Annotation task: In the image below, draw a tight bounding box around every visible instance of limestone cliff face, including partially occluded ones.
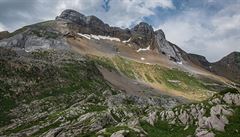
[56,9,186,62]
[154,29,183,62]
[0,23,69,52]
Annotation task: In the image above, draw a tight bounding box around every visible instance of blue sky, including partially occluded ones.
[0,0,240,62]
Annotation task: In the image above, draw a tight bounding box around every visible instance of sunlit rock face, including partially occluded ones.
[154,29,182,62]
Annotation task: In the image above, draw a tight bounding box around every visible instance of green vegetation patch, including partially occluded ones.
[141,120,196,137]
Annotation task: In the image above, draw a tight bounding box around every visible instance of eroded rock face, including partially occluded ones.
[0,30,69,52]
[154,29,182,62]
[130,22,154,48]
[187,53,210,70]
[56,9,87,25]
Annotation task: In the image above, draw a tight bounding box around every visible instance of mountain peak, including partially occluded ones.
[56,9,87,25]
[155,29,166,39]
[132,22,154,34]
[220,51,240,62]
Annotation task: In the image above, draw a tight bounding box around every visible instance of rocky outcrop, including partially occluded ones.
[130,22,154,49]
[0,31,10,40]
[56,9,87,26]
[187,53,211,69]
[56,9,131,40]
[0,28,69,52]
[158,90,240,137]
[154,29,183,62]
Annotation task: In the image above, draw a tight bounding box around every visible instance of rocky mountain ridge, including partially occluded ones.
[188,52,240,84]
[56,9,184,62]
[56,9,240,84]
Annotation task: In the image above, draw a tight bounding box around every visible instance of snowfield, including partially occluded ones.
[137,45,150,52]
[78,33,121,42]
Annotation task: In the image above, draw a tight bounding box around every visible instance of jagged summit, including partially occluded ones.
[56,9,87,25]
[132,22,154,34]
[55,9,184,62]
[155,29,166,39]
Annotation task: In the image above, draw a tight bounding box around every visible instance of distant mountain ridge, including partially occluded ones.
[188,52,240,84]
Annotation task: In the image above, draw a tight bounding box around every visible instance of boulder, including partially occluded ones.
[111,130,129,137]
[146,111,158,126]
[178,110,190,125]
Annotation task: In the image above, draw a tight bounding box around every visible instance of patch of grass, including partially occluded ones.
[145,73,155,83]
[32,122,61,137]
[219,88,239,95]
[141,120,196,137]
[91,56,116,71]
[3,116,46,135]
[114,57,136,79]
[0,81,16,127]
[112,56,207,93]
[85,105,107,113]
[161,68,206,91]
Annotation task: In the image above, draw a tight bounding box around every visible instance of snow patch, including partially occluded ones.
[78,33,91,40]
[177,61,183,65]
[137,45,150,52]
[77,33,120,42]
[167,80,181,83]
[123,38,131,43]
[141,57,145,61]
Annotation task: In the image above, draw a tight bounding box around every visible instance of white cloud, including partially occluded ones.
[0,23,6,31]
[54,0,175,28]
[157,2,240,62]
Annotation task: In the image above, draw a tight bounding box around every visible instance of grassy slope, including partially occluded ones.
[93,55,214,101]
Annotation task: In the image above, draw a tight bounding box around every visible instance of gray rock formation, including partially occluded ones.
[154,29,182,62]
[0,29,69,52]
[130,22,154,49]
[158,91,240,137]
[55,9,187,62]
[56,9,87,25]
